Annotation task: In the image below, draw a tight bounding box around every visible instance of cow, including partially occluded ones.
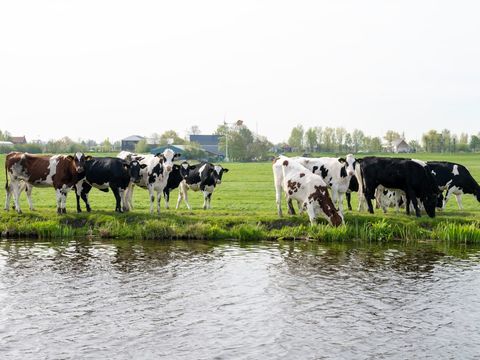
[163,162,191,209]
[375,185,405,214]
[117,149,181,213]
[176,162,229,210]
[75,157,146,213]
[427,161,480,210]
[4,151,86,214]
[356,157,439,217]
[290,154,357,214]
[272,156,343,226]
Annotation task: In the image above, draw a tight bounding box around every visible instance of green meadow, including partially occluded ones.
[1,152,479,242]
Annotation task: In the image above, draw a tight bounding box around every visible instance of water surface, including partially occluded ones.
[1,239,480,359]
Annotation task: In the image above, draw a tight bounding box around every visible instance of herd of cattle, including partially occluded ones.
[3,151,480,227]
[273,154,480,227]
[4,150,228,214]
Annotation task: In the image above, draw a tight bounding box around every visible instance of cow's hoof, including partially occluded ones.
[77,209,82,213]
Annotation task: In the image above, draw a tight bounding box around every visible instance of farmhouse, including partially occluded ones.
[189,135,224,159]
[121,135,145,151]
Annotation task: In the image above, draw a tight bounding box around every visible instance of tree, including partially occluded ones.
[100,138,112,153]
[188,125,201,135]
[335,127,347,152]
[384,130,401,149]
[422,130,442,152]
[288,125,304,150]
[322,127,335,152]
[304,128,318,152]
[159,130,185,145]
[344,133,353,152]
[135,139,150,153]
[216,123,271,161]
[470,135,480,152]
[351,129,365,153]
[315,127,323,151]
[408,140,421,152]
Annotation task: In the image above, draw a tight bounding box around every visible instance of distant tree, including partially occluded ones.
[470,135,480,152]
[304,128,318,152]
[351,129,365,153]
[384,130,401,149]
[100,138,112,153]
[459,132,469,145]
[335,127,347,152]
[322,127,335,152]
[188,125,201,135]
[159,130,185,145]
[315,127,323,151]
[344,133,353,153]
[422,130,442,152]
[135,139,150,153]
[288,125,304,150]
[408,140,422,152]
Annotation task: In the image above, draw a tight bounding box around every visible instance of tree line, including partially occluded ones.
[287,125,479,153]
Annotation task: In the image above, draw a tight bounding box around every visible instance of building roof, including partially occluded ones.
[150,144,187,154]
[190,134,221,145]
[0,141,14,146]
[9,136,26,144]
[393,138,409,147]
[122,135,145,142]
[202,145,224,156]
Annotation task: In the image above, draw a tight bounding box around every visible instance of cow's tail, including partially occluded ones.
[354,159,366,211]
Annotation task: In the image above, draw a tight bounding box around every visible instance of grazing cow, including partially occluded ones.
[427,161,480,210]
[176,162,229,210]
[5,152,86,214]
[117,149,181,213]
[357,157,439,217]
[291,154,357,213]
[75,157,146,212]
[273,156,343,226]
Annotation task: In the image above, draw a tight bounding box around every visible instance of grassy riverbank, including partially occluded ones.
[1,153,479,242]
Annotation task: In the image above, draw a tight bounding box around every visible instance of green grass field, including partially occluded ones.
[1,152,479,241]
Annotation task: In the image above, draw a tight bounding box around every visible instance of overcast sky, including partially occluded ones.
[1,0,479,144]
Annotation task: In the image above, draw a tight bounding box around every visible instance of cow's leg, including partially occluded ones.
[55,188,63,214]
[111,186,122,212]
[9,180,23,214]
[125,183,134,211]
[305,202,316,226]
[60,187,68,214]
[275,183,283,217]
[75,183,83,213]
[455,193,463,210]
[364,186,376,214]
[182,184,191,210]
[346,192,352,211]
[337,192,345,214]
[119,188,127,212]
[156,190,161,214]
[147,184,155,214]
[202,191,209,210]
[287,197,296,215]
[406,190,421,217]
[24,184,34,211]
[164,189,170,209]
[4,182,12,211]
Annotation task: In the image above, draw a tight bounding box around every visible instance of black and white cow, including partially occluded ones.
[345,175,359,211]
[291,154,357,213]
[163,162,191,209]
[427,161,480,210]
[117,149,181,213]
[356,157,439,217]
[176,162,229,210]
[75,157,146,212]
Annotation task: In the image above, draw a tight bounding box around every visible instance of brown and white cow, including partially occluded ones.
[4,152,86,214]
[273,156,343,227]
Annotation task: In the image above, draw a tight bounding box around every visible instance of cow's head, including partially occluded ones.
[421,193,437,218]
[156,149,181,173]
[338,154,356,177]
[211,165,229,185]
[127,160,147,183]
[180,161,194,179]
[68,152,87,173]
[307,185,344,227]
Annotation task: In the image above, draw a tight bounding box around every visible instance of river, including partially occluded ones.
[1,239,480,359]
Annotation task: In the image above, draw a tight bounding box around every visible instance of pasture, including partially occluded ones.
[1,152,479,242]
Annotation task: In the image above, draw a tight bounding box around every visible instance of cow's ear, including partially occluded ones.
[137,156,144,162]
[66,155,74,160]
[140,164,147,169]
[338,158,346,163]
[154,153,162,157]
[312,165,318,173]
[189,165,196,170]
[222,168,229,173]
[174,153,181,159]
[85,155,93,161]
[356,158,362,164]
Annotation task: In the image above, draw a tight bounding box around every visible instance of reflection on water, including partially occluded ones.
[1,239,480,359]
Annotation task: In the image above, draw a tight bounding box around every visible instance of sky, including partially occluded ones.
[1,0,479,144]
